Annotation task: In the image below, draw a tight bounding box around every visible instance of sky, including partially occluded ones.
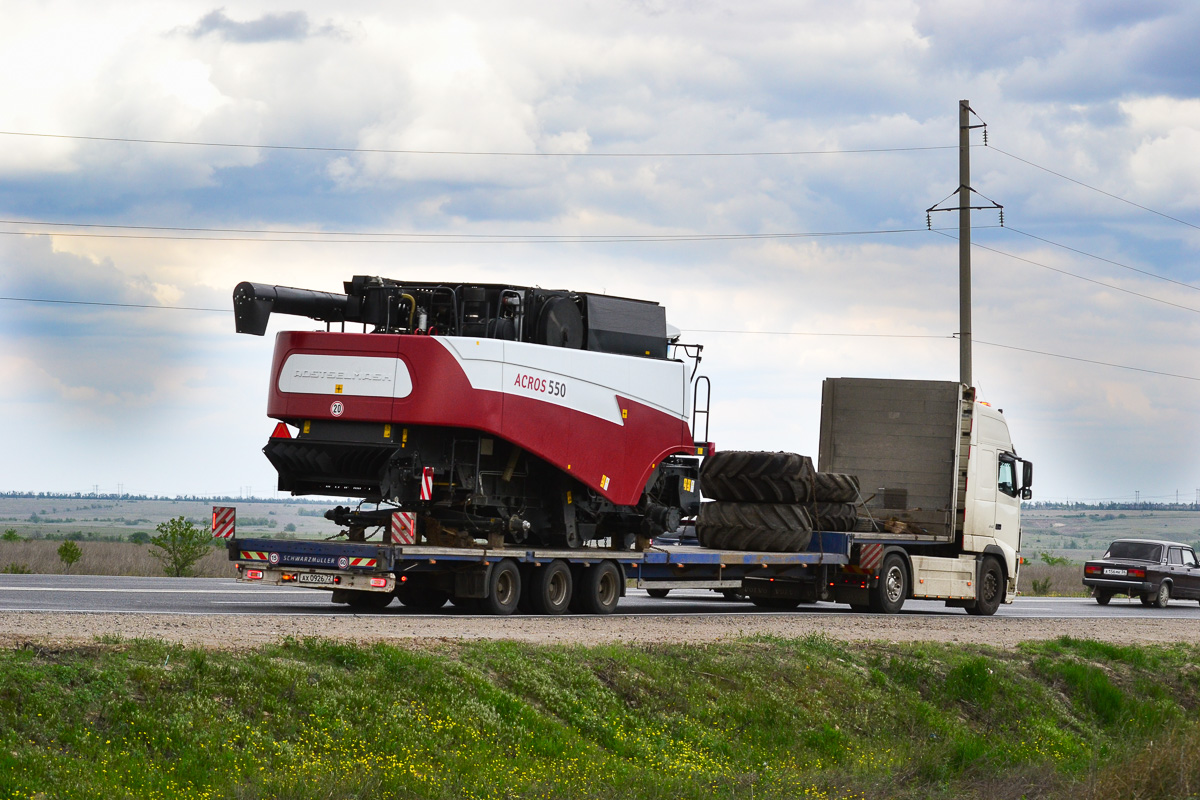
[1,0,1198,504]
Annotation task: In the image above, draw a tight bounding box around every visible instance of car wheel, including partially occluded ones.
[646,588,670,598]
[1094,590,1112,606]
[1153,581,1171,609]
[1140,592,1154,606]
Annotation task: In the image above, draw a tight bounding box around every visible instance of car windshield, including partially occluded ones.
[1105,542,1163,562]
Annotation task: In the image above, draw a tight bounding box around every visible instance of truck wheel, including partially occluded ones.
[574,562,621,615]
[1094,590,1113,606]
[646,588,670,598]
[1153,582,1171,609]
[699,451,816,503]
[869,553,908,614]
[966,557,1004,616]
[395,582,449,611]
[529,560,573,615]
[697,502,813,553]
[812,472,860,503]
[481,560,522,616]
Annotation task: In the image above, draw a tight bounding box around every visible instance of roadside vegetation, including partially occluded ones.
[1,635,1198,800]
[0,535,232,578]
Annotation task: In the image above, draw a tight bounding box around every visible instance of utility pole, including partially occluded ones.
[927,101,1000,389]
[959,99,972,388]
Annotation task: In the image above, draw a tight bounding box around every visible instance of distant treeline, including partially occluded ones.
[1028,501,1200,511]
[0,492,336,504]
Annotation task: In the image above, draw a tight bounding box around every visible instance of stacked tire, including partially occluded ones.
[697,451,860,553]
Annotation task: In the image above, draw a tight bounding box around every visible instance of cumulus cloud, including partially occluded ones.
[1,0,1199,499]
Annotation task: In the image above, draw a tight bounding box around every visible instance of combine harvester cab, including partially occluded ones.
[233,277,705,549]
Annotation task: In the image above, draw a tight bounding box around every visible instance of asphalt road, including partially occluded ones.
[2,574,1198,619]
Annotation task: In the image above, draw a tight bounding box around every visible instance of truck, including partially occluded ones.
[225,276,1033,615]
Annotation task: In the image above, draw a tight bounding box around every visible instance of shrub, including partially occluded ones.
[149,516,213,577]
[57,540,82,573]
[127,531,151,545]
[1,563,31,574]
[2,528,20,542]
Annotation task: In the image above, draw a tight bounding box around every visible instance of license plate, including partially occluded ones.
[1103,568,1127,576]
[298,573,336,585]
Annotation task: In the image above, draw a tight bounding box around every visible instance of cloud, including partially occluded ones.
[184,9,340,43]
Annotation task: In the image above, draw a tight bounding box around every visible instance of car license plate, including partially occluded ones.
[298,573,336,585]
[1103,568,1127,576]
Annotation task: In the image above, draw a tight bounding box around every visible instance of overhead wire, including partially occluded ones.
[1004,227,1200,292]
[0,222,940,244]
[930,230,1200,315]
[988,145,1200,232]
[0,130,956,158]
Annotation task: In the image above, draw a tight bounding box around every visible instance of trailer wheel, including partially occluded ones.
[750,596,801,610]
[699,451,816,503]
[646,588,670,598]
[966,557,1004,617]
[342,590,394,610]
[869,553,908,614]
[481,560,522,616]
[529,560,573,615]
[395,582,449,611]
[574,562,621,615]
[697,502,812,552]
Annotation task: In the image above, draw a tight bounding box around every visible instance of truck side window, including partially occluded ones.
[997,458,1016,498]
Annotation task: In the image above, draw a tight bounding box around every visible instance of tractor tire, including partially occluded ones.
[812,472,861,503]
[696,502,813,553]
[806,502,858,532]
[700,451,817,503]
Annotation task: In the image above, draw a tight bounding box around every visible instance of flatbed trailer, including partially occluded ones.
[228,532,853,614]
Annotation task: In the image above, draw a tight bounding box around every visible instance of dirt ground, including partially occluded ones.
[1,611,1198,651]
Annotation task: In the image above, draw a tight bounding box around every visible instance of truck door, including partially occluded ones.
[994,453,1021,550]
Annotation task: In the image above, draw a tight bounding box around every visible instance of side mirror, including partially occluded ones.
[1021,460,1033,490]
[1020,487,1032,501]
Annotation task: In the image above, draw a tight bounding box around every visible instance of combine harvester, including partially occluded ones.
[224,276,1033,615]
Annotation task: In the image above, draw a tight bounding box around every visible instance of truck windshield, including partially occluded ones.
[1106,542,1162,562]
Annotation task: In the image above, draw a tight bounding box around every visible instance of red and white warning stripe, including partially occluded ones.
[391,512,416,544]
[420,467,434,500]
[212,506,236,539]
[348,557,378,568]
[239,550,269,561]
[858,543,885,573]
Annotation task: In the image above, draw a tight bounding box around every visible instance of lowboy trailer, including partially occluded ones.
[226,275,1033,615]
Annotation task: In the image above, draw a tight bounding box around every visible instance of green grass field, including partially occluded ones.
[2,636,1199,799]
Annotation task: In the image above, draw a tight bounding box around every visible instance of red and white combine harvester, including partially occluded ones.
[227,276,1032,616]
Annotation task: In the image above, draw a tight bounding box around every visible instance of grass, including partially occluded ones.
[2,635,1200,799]
[0,540,235,578]
[1019,562,1089,597]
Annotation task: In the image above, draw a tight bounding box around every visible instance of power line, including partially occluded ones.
[974,338,1200,382]
[0,224,939,244]
[1005,227,1200,292]
[5,295,1195,382]
[931,230,1200,315]
[683,329,948,339]
[0,130,956,158]
[988,144,1200,232]
[0,296,226,312]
